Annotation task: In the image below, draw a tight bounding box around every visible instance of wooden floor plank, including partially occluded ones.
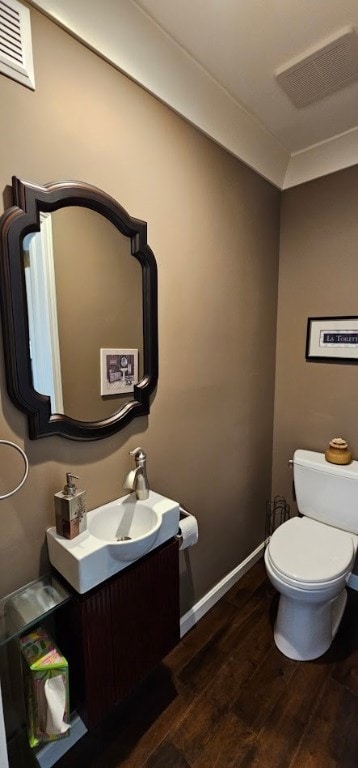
[169,647,262,764]
[101,671,191,768]
[288,677,358,768]
[233,645,297,733]
[223,558,268,610]
[170,611,274,764]
[191,711,256,768]
[170,693,224,765]
[234,659,329,768]
[178,583,273,696]
[164,599,238,680]
[144,741,191,768]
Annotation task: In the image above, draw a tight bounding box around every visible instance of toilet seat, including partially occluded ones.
[267,516,355,588]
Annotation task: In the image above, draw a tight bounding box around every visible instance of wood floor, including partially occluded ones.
[56,559,358,768]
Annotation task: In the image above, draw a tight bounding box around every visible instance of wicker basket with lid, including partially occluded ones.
[325,437,352,465]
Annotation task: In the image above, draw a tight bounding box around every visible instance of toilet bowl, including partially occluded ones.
[265,515,356,660]
[265,449,358,660]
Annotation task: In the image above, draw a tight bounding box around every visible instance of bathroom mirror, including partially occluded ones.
[0,177,158,440]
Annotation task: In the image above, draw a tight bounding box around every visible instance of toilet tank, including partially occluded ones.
[293,449,358,534]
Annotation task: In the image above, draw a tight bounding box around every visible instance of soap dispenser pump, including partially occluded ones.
[55,472,87,540]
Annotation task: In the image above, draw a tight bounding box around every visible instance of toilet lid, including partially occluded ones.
[268,517,355,584]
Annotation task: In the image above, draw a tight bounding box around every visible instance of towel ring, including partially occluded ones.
[0,440,29,499]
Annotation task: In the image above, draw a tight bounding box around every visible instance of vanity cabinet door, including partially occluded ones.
[71,580,116,729]
[110,537,180,704]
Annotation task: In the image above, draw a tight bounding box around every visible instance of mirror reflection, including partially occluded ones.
[23,207,143,422]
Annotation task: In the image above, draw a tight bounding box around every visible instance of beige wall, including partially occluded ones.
[272,165,358,506]
[0,7,280,609]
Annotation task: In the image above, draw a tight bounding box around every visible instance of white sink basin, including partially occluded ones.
[47,491,180,594]
[87,496,161,559]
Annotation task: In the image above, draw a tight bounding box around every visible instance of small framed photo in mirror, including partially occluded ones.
[100,348,139,395]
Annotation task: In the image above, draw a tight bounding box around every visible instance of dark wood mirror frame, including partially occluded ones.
[0,177,158,440]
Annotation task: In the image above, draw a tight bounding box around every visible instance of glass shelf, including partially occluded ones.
[0,575,71,647]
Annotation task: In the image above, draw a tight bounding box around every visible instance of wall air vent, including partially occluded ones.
[0,0,35,89]
[276,28,358,107]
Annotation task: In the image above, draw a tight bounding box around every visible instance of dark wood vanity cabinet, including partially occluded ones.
[60,538,180,729]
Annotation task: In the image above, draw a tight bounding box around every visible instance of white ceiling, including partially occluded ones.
[29,0,358,188]
[135,0,358,154]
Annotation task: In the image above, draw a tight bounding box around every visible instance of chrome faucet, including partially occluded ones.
[122,447,150,500]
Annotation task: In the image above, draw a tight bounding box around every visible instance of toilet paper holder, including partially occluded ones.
[175,504,192,546]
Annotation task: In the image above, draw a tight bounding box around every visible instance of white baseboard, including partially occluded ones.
[179,541,266,638]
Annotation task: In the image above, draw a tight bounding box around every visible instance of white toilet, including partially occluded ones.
[265,449,358,661]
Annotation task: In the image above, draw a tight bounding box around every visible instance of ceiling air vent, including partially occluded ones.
[276,28,358,107]
[0,0,35,89]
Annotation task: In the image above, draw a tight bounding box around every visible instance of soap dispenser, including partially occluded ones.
[55,473,87,540]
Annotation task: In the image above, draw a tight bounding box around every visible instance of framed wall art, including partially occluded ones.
[306,317,358,363]
[100,348,138,395]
